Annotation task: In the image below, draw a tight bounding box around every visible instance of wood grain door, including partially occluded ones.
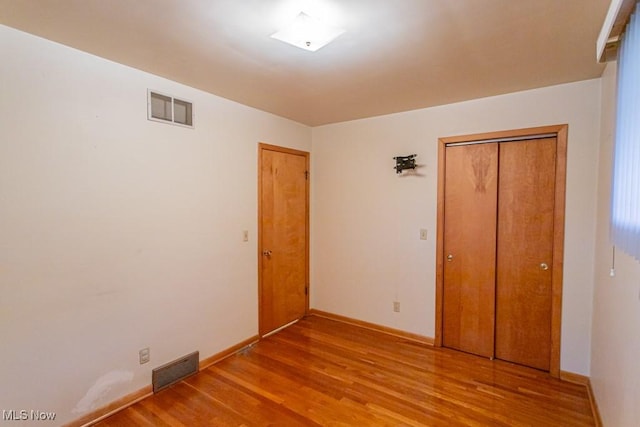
[259,144,309,337]
[495,138,556,370]
[442,143,498,358]
[437,125,567,376]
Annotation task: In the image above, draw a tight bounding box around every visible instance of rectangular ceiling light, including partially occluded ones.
[271,12,345,52]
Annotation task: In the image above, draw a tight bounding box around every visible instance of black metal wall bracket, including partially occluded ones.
[394,154,417,174]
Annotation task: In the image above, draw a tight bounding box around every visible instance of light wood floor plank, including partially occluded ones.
[96,316,595,426]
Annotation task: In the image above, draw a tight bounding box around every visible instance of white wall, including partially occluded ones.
[0,25,310,425]
[591,62,640,426]
[311,79,602,375]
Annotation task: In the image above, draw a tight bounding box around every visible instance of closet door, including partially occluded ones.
[442,143,498,358]
[495,137,556,371]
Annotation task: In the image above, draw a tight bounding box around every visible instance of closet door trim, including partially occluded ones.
[435,124,567,378]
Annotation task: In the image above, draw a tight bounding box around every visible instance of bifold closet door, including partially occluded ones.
[442,143,498,358]
[495,137,556,371]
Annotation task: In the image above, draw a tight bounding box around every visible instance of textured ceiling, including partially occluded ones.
[0,0,610,126]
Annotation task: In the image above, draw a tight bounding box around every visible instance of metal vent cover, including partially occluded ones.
[152,351,199,393]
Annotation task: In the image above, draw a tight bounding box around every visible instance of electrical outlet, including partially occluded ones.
[420,229,428,240]
[139,348,150,365]
[393,301,400,312]
[243,230,249,242]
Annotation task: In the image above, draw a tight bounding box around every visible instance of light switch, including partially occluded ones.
[420,229,428,240]
[243,230,249,242]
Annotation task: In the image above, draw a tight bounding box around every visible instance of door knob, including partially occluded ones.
[447,254,454,262]
[540,262,549,271]
[262,250,272,257]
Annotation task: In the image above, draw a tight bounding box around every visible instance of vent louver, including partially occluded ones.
[152,351,199,393]
[148,90,193,128]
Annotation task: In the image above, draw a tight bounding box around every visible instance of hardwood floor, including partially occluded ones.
[96,315,595,426]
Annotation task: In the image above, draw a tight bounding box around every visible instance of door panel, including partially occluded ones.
[443,143,498,358]
[259,146,308,336]
[495,138,556,370]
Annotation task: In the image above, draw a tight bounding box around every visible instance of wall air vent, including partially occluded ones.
[148,90,193,128]
[152,351,199,393]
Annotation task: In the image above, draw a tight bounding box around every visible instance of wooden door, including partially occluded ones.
[437,125,567,376]
[259,144,309,337]
[442,143,498,358]
[495,138,556,370]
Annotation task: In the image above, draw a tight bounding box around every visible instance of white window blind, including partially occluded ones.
[612,2,640,260]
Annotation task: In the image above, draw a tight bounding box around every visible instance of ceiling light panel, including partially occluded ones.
[271,12,345,52]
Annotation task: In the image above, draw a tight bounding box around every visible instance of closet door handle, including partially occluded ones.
[447,254,454,262]
[540,262,549,271]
